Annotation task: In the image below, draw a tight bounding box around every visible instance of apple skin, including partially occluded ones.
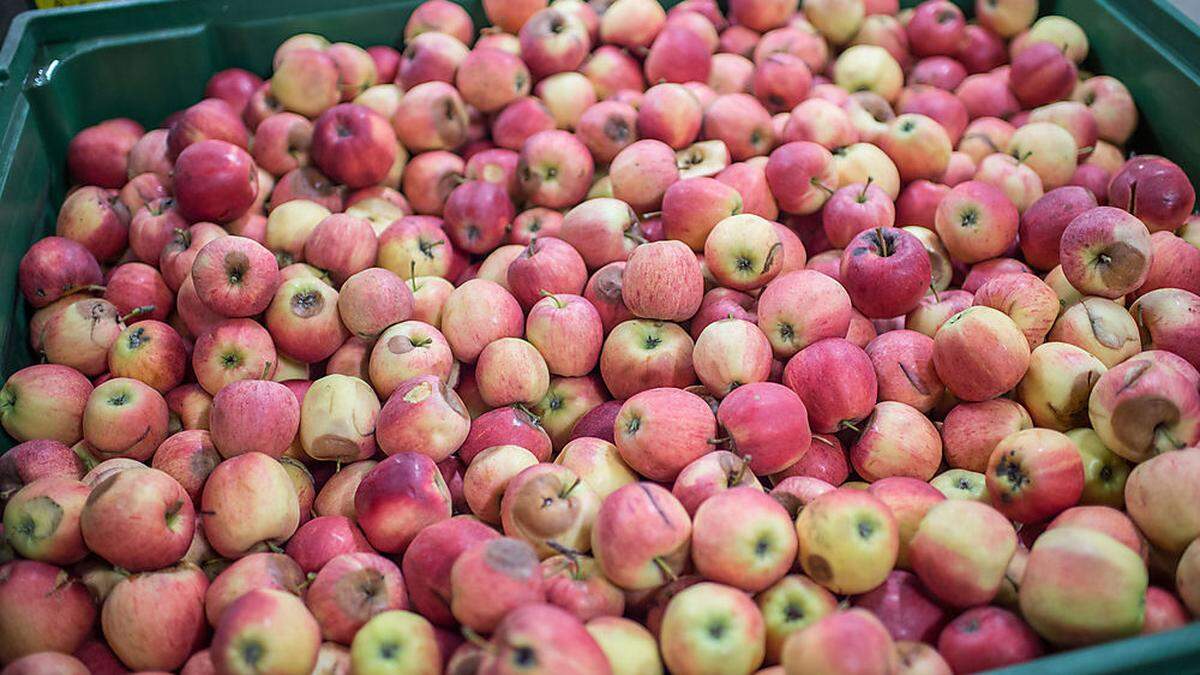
[985,428,1084,524]
[80,466,195,571]
[19,235,104,311]
[355,452,452,555]
[5,653,90,675]
[1136,232,1200,297]
[0,560,97,663]
[614,388,716,482]
[1046,506,1147,564]
[671,451,764,517]
[100,564,208,671]
[1178,539,1200,618]
[784,337,878,433]
[1088,356,1200,464]
[932,306,1031,402]
[1142,586,1189,634]
[780,608,898,675]
[400,516,501,628]
[211,589,321,675]
[449,537,545,633]
[757,270,852,359]
[796,488,899,594]
[691,488,797,594]
[909,499,1017,608]
[1019,526,1148,646]
[937,606,1044,673]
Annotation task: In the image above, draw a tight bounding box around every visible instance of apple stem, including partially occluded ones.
[260,362,272,380]
[119,305,155,323]
[1077,145,1094,157]
[812,435,836,448]
[461,627,494,653]
[707,436,728,446]
[859,176,874,200]
[811,178,835,196]
[409,260,419,293]
[652,556,678,583]
[641,210,662,219]
[731,454,752,486]
[546,541,583,578]
[513,402,542,425]
[561,476,581,498]
[1014,149,1034,164]
[266,541,285,554]
[111,566,131,579]
[539,289,565,309]
[840,420,860,433]
[64,283,106,296]
[874,228,890,257]
[930,283,940,303]
[1127,180,1138,216]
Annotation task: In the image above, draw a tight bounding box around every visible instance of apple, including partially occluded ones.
[1010,41,1078,108]
[717,160,780,220]
[1073,75,1138,145]
[784,337,877,433]
[796,488,898,594]
[82,377,170,461]
[3,477,89,565]
[1088,357,1200,464]
[609,140,680,215]
[1019,186,1099,271]
[932,306,1031,402]
[299,374,380,463]
[391,82,469,153]
[561,198,643,271]
[541,552,624,621]
[934,180,1019,264]
[459,405,553,466]
[645,23,715,85]
[449,537,545,633]
[864,329,943,414]
[0,439,86,503]
[756,270,852,359]
[55,186,130,264]
[39,297,126,377]
[524,293,604,378]
[1015,342,1107,433]
[672,451,763,517]
[586,616,663,675]
[1109,155,1196,232]
[1019,526,1147,645]
[839,227,931,319]
[690,488,797,594]
[173,140,259,224]
[349,610,442,675]
[1142,586,1190,635]
[211,589,321,675]
[284,515,374,575]
[1058,206,1152,299]
[397,31,467,90]
[500,462,599,558]
[355,452,452,554]
[443,180,515,256]
[192,319,278,394]
[592,482,691,590]
[782,98,858,150]
[850,401,942,482]
[703,214,783,292]
[252,112,313,176]
[937,606,1044,673]
[1125,448,1200,554]
[305,552,408,644]
[99,564,207,671]
[0,365,92,445]
[439,278,524,363]
[599,319,696,399]
[79,466,193,571]
[780,609,898,674]
[1047,297,1140,368]
[693,319,773,398]
[834,45,904,102]
[764,141,836,216]
[909,499,1017,607]
[659,582,765,675]
[400,516,501,628]
[202,452,299,558]
[614,387,716,483]
[0,560,97,663]
[985,428,1084,524]
[456,47,531,116]
[519,7,591,79]
[103,262,174,322]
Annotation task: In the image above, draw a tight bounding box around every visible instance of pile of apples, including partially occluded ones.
[3,0,1200,672]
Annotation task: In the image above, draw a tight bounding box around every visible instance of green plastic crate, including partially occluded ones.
[0,0,1197,671]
